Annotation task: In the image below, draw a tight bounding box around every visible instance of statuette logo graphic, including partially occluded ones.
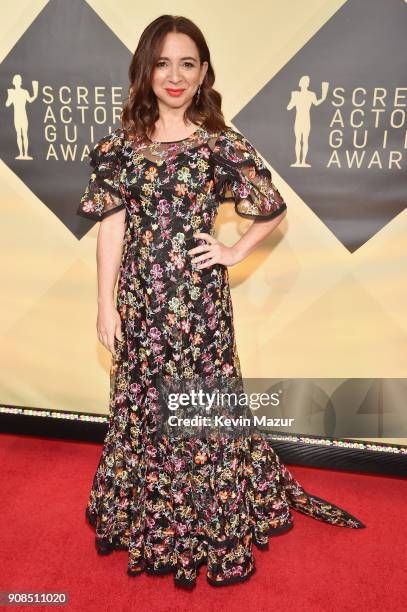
[287,76,329,168]
[5,75,38,160]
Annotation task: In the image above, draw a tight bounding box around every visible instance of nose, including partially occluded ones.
[169,65,182,84]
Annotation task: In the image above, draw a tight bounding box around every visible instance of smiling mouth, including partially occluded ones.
[166,88,185,93]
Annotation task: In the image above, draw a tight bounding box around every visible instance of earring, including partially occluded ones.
[195,84,201,104]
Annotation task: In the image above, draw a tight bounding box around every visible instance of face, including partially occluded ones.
[151,32,208,112]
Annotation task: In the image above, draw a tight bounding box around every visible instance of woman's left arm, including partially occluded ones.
[190,208,287,269]
[190,128,288,269]
[231,207,287,265]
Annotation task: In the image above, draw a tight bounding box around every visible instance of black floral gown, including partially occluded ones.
[77,124,365,587]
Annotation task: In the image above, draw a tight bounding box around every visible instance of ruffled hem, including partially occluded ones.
[85,506,292,588]
[85,486,364,589]
[84,429,366,587]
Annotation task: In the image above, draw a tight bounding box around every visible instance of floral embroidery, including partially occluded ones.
[77,125,364,588]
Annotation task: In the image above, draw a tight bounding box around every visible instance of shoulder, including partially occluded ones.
[215,126,257,153]
[89,127,125,167]
[213,126,262,165]
[93,127,125,152]
[216,126,243,143]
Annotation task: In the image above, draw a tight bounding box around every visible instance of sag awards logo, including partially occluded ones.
[232,0,407,252]
[287,76,329,168]
[4,73,124,162]
[287,75,406,171]
[6,75,38,160]
[0,0,131,239]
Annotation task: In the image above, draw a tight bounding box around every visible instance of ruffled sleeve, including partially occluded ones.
[211,128,287,220]
[77,128,126,221]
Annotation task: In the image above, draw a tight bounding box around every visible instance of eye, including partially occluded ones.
[155,60,195,68]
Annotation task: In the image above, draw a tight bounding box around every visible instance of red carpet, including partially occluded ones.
[0,432,405,612]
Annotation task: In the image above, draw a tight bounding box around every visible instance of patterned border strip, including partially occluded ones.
[267,433,407,455]
[0,405,107,424]
[1,404,406,455]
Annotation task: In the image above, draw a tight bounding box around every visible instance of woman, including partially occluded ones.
[77,15,365,587]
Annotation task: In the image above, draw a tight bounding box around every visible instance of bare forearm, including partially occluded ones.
[96,214,126,306]
[233,209,287,262]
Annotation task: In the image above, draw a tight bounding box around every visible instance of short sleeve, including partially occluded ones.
[211,128,287,221]
[76,128,126,221]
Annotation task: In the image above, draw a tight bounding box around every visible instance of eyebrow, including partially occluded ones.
[157,56,198,61]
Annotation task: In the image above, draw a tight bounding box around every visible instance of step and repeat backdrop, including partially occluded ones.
[0,0,406,443]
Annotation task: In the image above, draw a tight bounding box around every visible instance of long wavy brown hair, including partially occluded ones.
[121,15,229,140]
